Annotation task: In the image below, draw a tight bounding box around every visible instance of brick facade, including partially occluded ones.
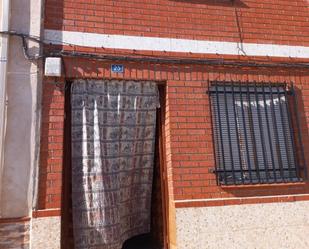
[38,79,65,209]
[39,62,309,209]
[38,1,309,247]
[45,0,309,46]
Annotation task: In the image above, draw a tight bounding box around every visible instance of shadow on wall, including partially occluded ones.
[169,0,249,8]
[43,0,64,56]
[293,86,309,181]
[44,0,64,30]
[37,0,65,211]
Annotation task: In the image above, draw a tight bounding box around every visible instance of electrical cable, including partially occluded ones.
[0,31,44,60]
[52,50,309,69]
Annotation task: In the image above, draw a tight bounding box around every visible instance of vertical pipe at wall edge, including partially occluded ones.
[0,0,10,218]
[30,0,44,213]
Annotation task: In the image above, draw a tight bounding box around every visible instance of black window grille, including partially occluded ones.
[208,82,307,185]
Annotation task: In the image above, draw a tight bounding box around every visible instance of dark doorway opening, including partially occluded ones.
[122,88,166,248]
[61,81,167,249]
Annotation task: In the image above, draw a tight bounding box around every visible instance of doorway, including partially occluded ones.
[61,80,167,249]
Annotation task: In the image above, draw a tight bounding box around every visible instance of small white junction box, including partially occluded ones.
[44,57,62,77]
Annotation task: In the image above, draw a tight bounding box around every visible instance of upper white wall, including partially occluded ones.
[0,0,42,218]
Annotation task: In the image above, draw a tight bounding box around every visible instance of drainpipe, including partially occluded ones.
[0,0,10,218]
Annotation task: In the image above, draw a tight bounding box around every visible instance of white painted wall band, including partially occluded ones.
[45,29,309,59]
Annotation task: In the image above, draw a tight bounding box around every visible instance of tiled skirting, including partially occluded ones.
[30,216,61,249]
[175,200,309,249]
[0,214,61,249]
[0,218,30,249]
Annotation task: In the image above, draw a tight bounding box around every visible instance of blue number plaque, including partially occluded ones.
[111,64,124,73]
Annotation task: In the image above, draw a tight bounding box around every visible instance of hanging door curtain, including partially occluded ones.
[71,80,160,249]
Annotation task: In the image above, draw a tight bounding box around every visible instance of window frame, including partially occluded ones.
[208,81,307,186]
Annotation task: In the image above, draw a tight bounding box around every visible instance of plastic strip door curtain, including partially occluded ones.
[71,80,159,249]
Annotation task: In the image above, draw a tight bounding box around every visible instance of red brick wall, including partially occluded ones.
[166,68,309,201]
[39,0,309,210]
[44,0,309,46]
[38,79,65,209]
[167,79,309,201]
[38,60,309,210]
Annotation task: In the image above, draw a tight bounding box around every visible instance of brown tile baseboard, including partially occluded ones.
[32,209,61,218]
[0,216,30,224]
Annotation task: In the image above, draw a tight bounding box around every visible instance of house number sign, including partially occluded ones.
[111,64,124,73]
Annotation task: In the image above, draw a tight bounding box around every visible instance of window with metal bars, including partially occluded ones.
[209,82,307,185]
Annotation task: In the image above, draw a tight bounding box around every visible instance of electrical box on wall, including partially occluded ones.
[44,57,62,77]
